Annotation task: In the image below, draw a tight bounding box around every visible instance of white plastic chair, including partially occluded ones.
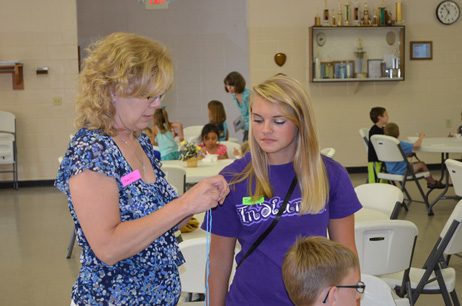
[381,200,462,306]
[183,125,204,142]
[320,147,336,158]
[162,164,186,196]
[0,111,18,189]
[359,127,370,153]
[355,220,418,305]
[370,135,432,215]
[445,159,462,198]
[355,183,406,219]
[221,141,241,159]
[361,274,408,306]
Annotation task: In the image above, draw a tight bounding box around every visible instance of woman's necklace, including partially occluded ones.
[119,134,146,173]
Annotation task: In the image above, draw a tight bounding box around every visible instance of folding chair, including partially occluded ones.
[355,220,418,305]
[359,128,370,153]
[177,237,238,305]
[370,135,432,215]
[320,147,336,158]
[221,141,241,159]
[183,125,204,142]
[0,111,18,189]
[355,183,406,219]
[381,200,462,306]
[361,274,409,306]
[162,164,186,195]
[445,159,462,199]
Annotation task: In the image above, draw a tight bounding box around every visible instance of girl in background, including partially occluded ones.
[199,124,228,159]
[208,100,229,141]
[152,108,184,160]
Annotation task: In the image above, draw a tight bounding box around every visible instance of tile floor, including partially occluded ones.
[0,171,460,305]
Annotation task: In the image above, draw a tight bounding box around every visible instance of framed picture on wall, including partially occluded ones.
[367,59,383,78]
[410,41,433,60]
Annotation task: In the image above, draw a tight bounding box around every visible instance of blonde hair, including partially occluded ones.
[74,32,174,136]
[282,236,359,306]
[231,75,329,214]
[384,122,399,138]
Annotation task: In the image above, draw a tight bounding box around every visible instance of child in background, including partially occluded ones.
[233,140,250,159]
[199,124,228,159]
[368,107,389,183]
[152,108,183,160]
[384,122,445,189]
[208,100,229,141]
[142,127,161,160]
[282,236,363,306]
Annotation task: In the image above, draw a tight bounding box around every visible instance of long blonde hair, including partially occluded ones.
[74,32,174,136]
[231,75,329,214]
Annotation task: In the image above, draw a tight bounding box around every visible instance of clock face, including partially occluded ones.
[437,0,460,25]
[316,32,326,47]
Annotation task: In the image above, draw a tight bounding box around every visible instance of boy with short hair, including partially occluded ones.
[368,107,389,183]
[384,122,445,189]
[282,236,363,306]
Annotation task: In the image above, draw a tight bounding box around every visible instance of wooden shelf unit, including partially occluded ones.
[0,64,24,90]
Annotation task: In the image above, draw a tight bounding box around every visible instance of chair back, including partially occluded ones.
[178,237,207,294]
[440,200,462,255]
[221,141,241,159]
[320,147,336,158]
[0,111,15,134]
[355,220,418,276]
[360,274,399,306]
[162,165,186,196]
[183,125,204,142]
[359,128,370,153]
[445,159,462,197]
[370,135,405,162]
[0,138,14,164]
[355,184,404,219]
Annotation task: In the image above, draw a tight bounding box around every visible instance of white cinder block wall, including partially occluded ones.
[0,0,78,181]
[1,0,462,182]
[247,0,462,167]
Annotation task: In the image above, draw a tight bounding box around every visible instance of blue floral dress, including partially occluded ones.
[55,128,185,306]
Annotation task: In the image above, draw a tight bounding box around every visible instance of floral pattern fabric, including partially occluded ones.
[55,128,185,306]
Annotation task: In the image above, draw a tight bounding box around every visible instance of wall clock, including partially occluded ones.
[436,0,460,25]
[316,32,326,47]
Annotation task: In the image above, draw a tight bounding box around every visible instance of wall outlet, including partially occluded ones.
[446,119,453,128]
[53,96,62,106]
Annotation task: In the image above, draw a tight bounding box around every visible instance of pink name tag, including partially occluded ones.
[121,169,141,186]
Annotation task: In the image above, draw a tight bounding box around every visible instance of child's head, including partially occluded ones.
[282,236,361,306]
[208,100,227,124]
[240,141,250,155]
[384,122,399,138]
[143,127,153,138]
[224,71,246,94]
[369,107,388,125]
[201,123,220,149]
[153,107,170,133]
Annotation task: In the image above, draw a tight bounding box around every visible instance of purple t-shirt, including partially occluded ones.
[201,153,362,306]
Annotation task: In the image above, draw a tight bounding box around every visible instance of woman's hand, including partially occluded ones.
[177,175,229,215]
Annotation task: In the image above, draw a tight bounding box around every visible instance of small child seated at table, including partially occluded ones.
[282,236,363,306]
[384,122,445,189]
[233,140,250,159]
[199,124,228,159]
